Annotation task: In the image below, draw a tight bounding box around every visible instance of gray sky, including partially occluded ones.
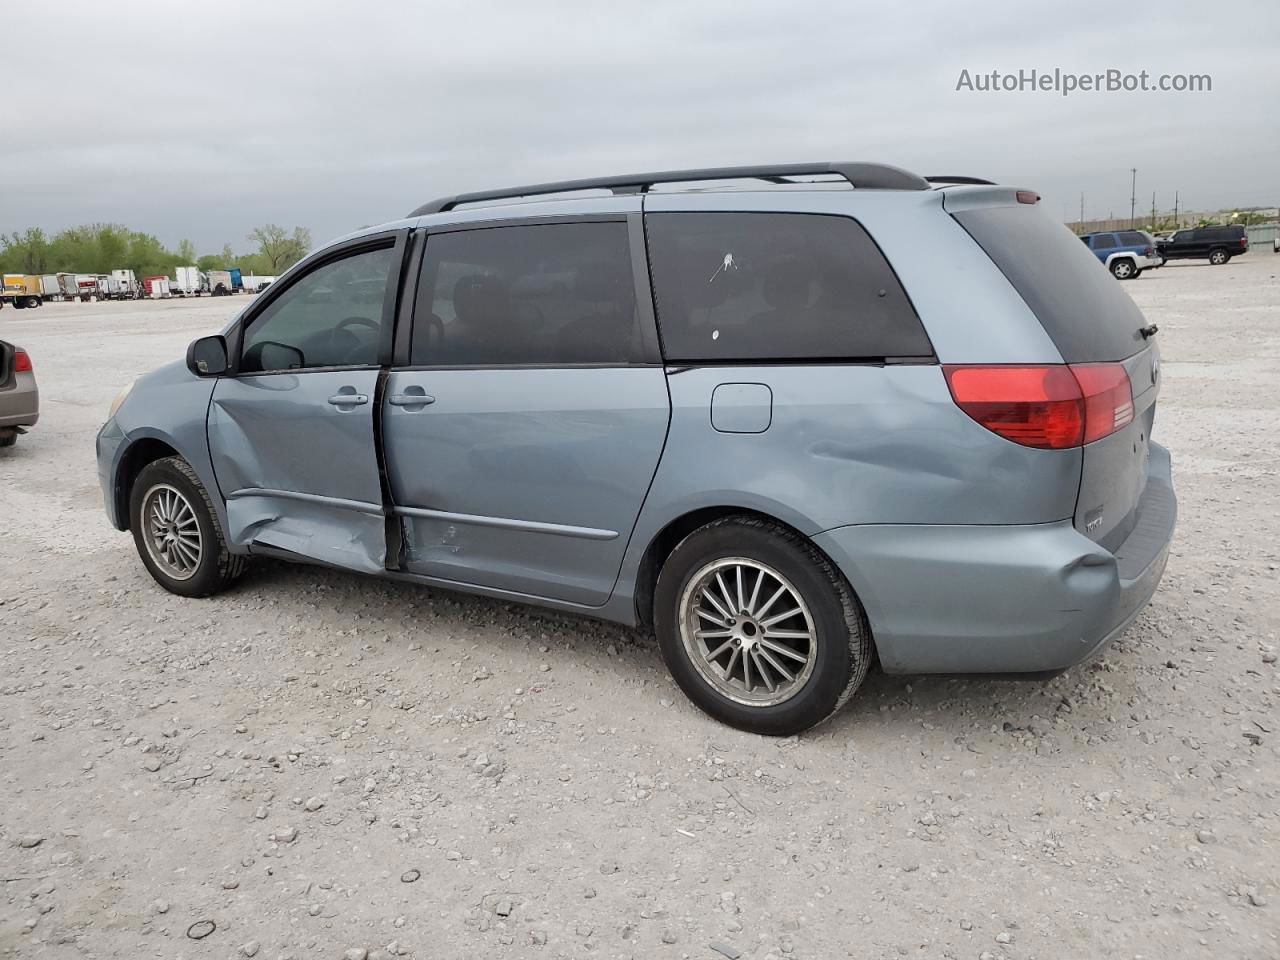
[6,0,1278,253]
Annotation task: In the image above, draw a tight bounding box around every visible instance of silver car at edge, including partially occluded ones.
[96,163,1176,735]
[0,340,39,447]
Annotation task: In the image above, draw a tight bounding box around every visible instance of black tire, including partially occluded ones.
[129,456,247,598]
[1208,248,1229,265]
[1110,258,1137,280]
[653,516,872,736]
[0,430,16,447]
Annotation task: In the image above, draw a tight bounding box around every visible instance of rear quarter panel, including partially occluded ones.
[632,363,1080,531]
[613,188,1084,619]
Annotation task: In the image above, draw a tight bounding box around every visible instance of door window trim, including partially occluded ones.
[393,214,663,369]
[228,228,409,378]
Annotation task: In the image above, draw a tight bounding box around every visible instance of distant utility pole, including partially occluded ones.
[1173,190,1179,227]
[1130,168,1137,227]
[1080,192,1085,224]
[1151,192,1157,230]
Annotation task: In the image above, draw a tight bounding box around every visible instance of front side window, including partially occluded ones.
[645,212,931,362]
[241,245,394,373]
[411,222,642,366]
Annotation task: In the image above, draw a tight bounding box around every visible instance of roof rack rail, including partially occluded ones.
[925,175,996,186]
[409,162,930,216]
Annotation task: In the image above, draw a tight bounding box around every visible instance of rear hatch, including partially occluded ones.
[951,200,1159,549]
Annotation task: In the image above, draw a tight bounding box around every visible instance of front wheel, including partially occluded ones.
[1110,258,1137,280]
[129,456,247,597]
[654,516,872,736]
[1208,248,1229,265]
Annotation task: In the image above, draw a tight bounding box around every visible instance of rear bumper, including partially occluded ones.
[814,443,1176,675]
[0,408,39,428]
[0,374,40,428]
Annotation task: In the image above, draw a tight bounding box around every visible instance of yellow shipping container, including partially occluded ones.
[3,274,41,295]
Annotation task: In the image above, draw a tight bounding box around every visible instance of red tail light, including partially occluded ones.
[1071,363,1135,443]
[1144,245,1154,256]
[944,363,1133,449]
[13,348,32,373]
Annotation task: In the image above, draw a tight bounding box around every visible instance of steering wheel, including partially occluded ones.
[326,315,381,363]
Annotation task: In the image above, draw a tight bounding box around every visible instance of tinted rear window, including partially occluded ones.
[954,206,1146,362]
[645,212,931,362]
[1119,231,1148,245]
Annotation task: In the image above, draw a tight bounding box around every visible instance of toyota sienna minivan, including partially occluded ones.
[97,162,1176,735]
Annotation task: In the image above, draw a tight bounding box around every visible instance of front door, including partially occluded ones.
[208,238,402,574]
[382,216,670,606]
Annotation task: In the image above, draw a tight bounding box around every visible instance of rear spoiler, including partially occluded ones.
[939,185,1042,213]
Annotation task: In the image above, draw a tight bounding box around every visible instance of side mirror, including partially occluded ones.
[187,335,229,376]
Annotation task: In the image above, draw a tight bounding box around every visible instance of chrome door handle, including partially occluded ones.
[388,388,435,409]
[328,393,369,406]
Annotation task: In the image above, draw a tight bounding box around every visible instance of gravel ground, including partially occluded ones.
[2,258,1278,960]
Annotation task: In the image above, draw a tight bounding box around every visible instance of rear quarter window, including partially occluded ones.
[954,206,1146,363]
[645,212,931,362]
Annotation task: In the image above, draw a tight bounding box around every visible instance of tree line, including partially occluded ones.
[0,223,312,279]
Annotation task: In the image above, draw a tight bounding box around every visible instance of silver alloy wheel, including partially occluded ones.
[678,557,817,707]
[141,483,203,581]
[1113,260,1133,278]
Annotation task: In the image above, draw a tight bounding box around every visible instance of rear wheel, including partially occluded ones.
[1209,248,1229,265]
[129,456,247,597]
[0,429,16,447]
[1110,258,1137,279]
[654,516,872,735]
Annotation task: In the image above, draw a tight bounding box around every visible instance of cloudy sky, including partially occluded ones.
[5,0,1277,253]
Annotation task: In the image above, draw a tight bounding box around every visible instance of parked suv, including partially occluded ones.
[1080,230,1163,279]
[96,163,1176,735]
[1157,224,1248,264]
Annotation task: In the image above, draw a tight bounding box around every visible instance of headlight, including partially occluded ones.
[108,379,136,419]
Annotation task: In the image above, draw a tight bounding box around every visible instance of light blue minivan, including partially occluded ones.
[97,163,1176,734]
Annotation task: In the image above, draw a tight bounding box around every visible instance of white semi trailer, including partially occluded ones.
[173,266,204,296]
